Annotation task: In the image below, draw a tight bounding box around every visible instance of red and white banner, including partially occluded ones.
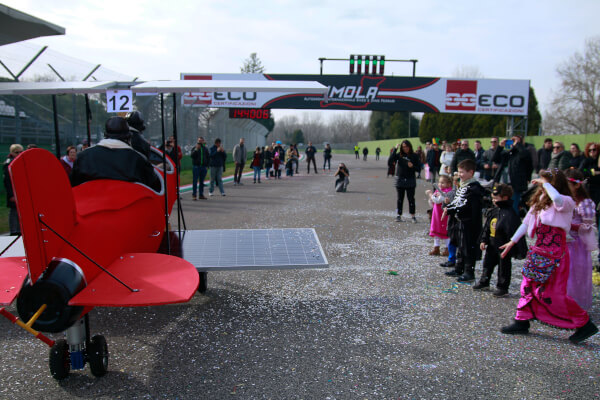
[180,73,530,116]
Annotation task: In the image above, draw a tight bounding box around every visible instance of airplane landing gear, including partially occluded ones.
[198,271,207,293]
[88,335,108,377]
[49,339,70,380]
[49,315,109,380]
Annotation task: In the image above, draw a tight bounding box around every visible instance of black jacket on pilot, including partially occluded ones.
[71,139,162,192]
[130,128,151,159]
[479,200,527,259]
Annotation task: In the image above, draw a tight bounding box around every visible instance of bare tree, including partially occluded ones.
[300,113,327,143]
[452,65,484,79]
[330,112,369,143]
[544,36,600,135]
[240,53,265,73]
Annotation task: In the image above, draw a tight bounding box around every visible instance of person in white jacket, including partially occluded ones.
[439,143,455,177]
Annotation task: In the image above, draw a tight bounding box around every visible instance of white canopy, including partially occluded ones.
[0,80,329,96]
[0,81,115,95]
[0,5,65,46]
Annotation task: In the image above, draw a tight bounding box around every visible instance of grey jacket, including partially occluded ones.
[233,143,246,164]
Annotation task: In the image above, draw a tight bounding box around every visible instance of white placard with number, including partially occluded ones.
[106,90,133,113]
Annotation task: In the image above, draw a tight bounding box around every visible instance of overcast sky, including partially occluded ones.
[1,0,599,120]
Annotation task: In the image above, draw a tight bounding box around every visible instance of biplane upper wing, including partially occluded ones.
[0,257,28,305]
[69,252,199,307]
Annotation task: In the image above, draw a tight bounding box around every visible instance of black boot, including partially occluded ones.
[457,274,475,283]
[501,319,530,335]
[569,320,599,344]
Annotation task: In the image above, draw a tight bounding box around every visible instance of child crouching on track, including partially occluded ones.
[426,175,453,256]
[334,163,349,192]
[474,184,527,297]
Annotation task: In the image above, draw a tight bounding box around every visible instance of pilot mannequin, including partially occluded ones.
[126,110,151,158]
[71,117,161,192]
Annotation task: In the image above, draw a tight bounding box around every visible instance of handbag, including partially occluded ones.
[521,250,561,283]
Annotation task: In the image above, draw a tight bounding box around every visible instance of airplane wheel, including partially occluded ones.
[198,271,208,293]
[49,339,70,380]
[88,335,109,377]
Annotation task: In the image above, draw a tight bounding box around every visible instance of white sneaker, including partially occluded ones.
[209,192,214,196]
[221,193,226,196]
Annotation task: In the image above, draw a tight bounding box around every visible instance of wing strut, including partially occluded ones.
[38,216,139,293]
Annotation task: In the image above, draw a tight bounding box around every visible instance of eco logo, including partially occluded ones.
[445,80,477,111]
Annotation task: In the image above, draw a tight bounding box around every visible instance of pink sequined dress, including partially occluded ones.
[516,223,589,329]
[567,198,597,310]
[429,187,452,239]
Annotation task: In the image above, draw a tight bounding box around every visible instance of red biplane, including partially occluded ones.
[0,79,329,380]
[0,147,198,379]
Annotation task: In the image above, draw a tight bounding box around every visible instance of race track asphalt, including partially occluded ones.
[1,153,598,399]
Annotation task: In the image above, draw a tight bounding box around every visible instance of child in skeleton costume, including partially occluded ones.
[500,169,598,344]
[443,159,485,282]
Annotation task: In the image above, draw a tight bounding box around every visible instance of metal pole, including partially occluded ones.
[47,64,66,81]
[85,95,92,145]
[16,46,47,80]
[160,94,170,254]
[171,93,186,232]
[83,65,101,82]
[52,95,61,158]
[408,61,417,137]
[0,60,17,80]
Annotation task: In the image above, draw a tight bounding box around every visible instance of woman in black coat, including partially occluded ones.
[390,140,421,223]
[579,142,600,206]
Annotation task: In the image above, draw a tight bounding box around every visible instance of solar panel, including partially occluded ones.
[173,229,328,271]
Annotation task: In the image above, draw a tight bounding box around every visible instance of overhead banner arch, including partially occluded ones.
[181,73,530,116]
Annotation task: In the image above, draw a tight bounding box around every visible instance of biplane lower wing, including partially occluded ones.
[69,252,199,307]
[0,257,28,305]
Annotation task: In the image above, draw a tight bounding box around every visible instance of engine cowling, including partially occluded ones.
[17,258,86,333]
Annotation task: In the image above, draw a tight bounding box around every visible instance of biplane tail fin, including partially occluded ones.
[9,148,77,284]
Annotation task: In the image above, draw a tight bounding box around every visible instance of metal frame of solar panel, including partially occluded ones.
[176,229,328,271]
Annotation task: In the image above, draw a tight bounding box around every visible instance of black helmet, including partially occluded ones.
[126,111,146,131]
[105,117,131,141]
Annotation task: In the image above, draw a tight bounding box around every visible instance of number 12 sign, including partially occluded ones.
[106,90,133,113]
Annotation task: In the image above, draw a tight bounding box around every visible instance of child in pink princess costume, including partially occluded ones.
[500,169,598,344]
[426,175,453,256]
[565,168,597,311]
